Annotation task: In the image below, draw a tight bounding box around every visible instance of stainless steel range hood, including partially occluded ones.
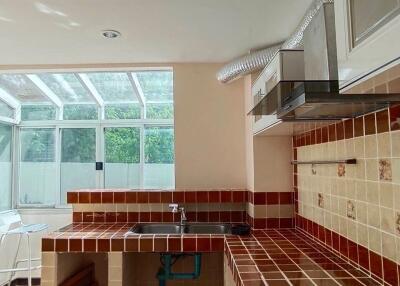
[249,2,400,120]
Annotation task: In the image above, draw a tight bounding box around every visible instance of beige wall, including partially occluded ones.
[242,73,292,193]
[253,136,292,192]
[244,75,254,191]
[174,64,246,188]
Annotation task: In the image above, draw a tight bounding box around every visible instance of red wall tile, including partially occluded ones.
[336,121,344,140]
[102,192,113,203]
[344,119,354,139]
[137,192,149,203]
[161,192,172,203]
[114,192,126,203]
[90,192,102,203]
[126,192,137,203]
[78,192,90,204]
[67,192,78,204]
[364,113,376,135]
[390,105,400,131]
[376,109,390,133]
[354,116,364,137]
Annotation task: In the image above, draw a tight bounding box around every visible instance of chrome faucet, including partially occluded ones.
[169,204,187,225]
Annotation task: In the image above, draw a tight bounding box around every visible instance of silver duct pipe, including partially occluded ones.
[216,0,334,83]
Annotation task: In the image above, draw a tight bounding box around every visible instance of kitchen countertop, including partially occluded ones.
[41,223,226,253]
[42,225,381,286]
[226,229,381,286]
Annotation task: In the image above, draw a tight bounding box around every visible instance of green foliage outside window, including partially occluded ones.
[63,105,98,120]
[146,104,173,119]
[61,129,96,162]
[105,127,140,163]
[105,104,141,119]
[21,105,56,121]
[20,129,55,162]
[145,127,174,164]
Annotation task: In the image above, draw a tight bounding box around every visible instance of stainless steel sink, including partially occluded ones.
[131,224,183,234]
[127,223,232,235]
[185,223,231,234]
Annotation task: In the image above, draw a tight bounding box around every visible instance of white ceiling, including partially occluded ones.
[0,0,312,65]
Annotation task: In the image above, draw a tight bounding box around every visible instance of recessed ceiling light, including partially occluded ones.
[102,30,121,39]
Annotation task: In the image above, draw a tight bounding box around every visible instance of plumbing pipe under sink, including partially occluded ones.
[157,253,202,286]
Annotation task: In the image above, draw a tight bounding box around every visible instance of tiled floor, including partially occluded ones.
[225,229,385,286]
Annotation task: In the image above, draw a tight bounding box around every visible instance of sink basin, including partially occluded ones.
[131,224,183,234]
[128,223,232,235]
[185,223,231,234]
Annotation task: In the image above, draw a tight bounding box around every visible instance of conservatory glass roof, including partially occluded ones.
[0,69,173,123]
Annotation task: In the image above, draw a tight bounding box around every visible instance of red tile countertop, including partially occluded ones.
[42,225,386,286]
[225,229,384,286]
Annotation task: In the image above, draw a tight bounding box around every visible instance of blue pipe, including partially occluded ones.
[157,253,202,286]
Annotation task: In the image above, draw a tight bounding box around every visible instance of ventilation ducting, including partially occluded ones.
[216,0,334,83]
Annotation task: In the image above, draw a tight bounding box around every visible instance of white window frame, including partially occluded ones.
[0,67,174,209]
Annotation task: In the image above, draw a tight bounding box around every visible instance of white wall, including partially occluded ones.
[0,163,12,211]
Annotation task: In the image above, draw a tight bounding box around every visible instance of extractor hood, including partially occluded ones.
[249,2,400,120]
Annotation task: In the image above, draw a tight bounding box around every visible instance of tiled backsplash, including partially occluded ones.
[293,106,400,284]
[293,63,400,285]
[67,189,295,227]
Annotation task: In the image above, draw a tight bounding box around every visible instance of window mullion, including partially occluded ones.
[12,126,19,209]
[140,124,145,189]
[97,125,104,189]
[55,126,61,207]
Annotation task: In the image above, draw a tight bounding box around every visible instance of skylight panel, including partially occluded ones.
[38,73,94,103]
[85,72,139,103]
[0,99,14,118]
[135,71,173,102]
[0,74,51,103]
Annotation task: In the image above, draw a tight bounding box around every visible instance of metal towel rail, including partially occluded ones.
[291,159,357,165]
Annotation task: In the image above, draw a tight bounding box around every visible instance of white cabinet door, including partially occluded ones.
[335,0,400,88]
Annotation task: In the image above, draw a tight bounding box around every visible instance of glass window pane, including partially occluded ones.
[144,126,174,188]
[0,100,14,118]
[61,128,96,204]
[105,104,141,119]
[0,124,12,211]
[21,105,56,121]
[0,74,50,103]
[136,71,173,102]
[38,73,94,103]
[19,128,56,205]
[86,72,139,103]
[63,104,98,120]
[104,127,140,188]
[146,103,174,119]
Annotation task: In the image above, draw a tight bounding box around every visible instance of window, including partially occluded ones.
[0,68,174,207]
[144,126,174,188]
[21,105,56,121]
[0,124,12,211]
[136,71,173,119]
[104,127,141,188]
[105,104,141,120]
[63,104,98,120]
[0,100,14,119]
[19,128,57,205]
[60,128,96,204]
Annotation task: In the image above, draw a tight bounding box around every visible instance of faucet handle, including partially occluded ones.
[168,203,178,213]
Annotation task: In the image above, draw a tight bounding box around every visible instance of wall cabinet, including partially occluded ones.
[335,0,400,88]
[251,50,304,136]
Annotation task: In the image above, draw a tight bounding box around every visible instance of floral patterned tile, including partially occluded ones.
[337,163,345,177]
[379,159,392,181]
